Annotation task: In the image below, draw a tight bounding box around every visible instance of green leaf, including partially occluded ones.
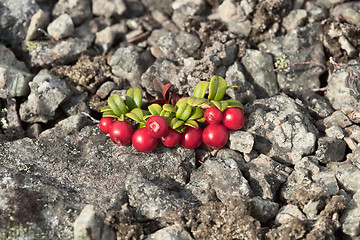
[170,118,185,129]
[126,88,142,110]
[197,117,205,123]
[186,96,197,106]
[163,104,175,112]
[102,110,117,118]
[160,110,174,118]
[193,81,209,98]
[175,98,187,107]
[100,105,112,112]
[188,107,204,120]
[148,104,162,115]
[125,108,145,123]
[193,98,207,106]
[108,94,128,116]
[211,100,228,112]
[227,85,241,90]
[118,114,125,121]
[185,119,199,129]
[176,103,192,121]
[208,76,227,101]
[138,122,146,128]
[226,99,244,109]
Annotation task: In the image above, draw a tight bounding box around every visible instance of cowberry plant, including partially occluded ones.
[99,76,246,152]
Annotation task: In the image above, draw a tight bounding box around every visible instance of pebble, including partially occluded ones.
[26,9,50,41]
[282,9,308,31]
[47,14,74,40]
[92,0,126,18]
[228,131,254,154]
[52,0,92,25]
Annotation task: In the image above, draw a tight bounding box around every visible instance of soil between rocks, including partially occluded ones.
[1,0,360,239]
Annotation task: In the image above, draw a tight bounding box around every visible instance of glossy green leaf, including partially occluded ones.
[185,119,199,129]
[175,98,187,107]
[138,122,146,128]
[193,97,207,106]
[226,99,244,109]
[170,118,185,129]
[125,108,144,123]
[108,94,128,116]
[211,100,228,112]
[126,88,142,110]
[148,104,162,115]
[208,76,227,101]
[102,110,117,118]
[163,104,175,112]
[118,114,125,121]
[176,104,193,121]
[197,117,205,123]
[188,107,204,120]
[100,105,112,113]
[186,96,197,106]
[193,81,209,98]
[160,110,174,118]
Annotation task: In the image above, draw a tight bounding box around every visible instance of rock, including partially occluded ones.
[141,0,174,16]
[19,69,71,123]
[92,0,126,18]
[96,81,118,99]
[26,9,50,41]
[145,224,194,240]
[344,125,360,145]
[124,0,145,17]
[315,137,346,164]
[338,36,357,58]
[95,27,115,54]
[171,0,206,29]
[325,60,359,110]
[47,14,75,40]
[251,197,279,224]
[336,164,360,193]
[300,91,334,119]
[215,148,247,170]
[258,24,325,96]
[184,157,251,204]
[61,91,90,116]
[110,46,154,88]
[275,204,306,225]
[73,204,116,240]
[245,154,292,200]
[228,131,254,154]
[0,45,33,98]
[0,0,39,46]
[316,0,344,8]
[26,123,42,138]
[225,62,257,104]
[325,125,344,139]
[28,38,89,67]
[218,0,252,36]
[323,110,352,128]
[52,0,92,25]
[244,94,318,164]
[4,98,25,140]
[282,9,307,31]
[305,1,328,23]
[340,191,360,236]
[241,49,278,98]
[282,157,339,203]
[331,2,360,27]
[341,103,360,124]
[303,200,324,219]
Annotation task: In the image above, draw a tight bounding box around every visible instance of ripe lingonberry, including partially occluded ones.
[181,126,202,149]
[146,115,169,138]
[161,128,182,147]
[202,123,229,150]
[109,121,133,146]
[99,117,114,133]
[222,107,246,130]
[132,127,158,152]
[204,107,223,124]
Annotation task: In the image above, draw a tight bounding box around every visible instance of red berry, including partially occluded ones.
[161,128,182,147]
[99,117,114,133]
[204,107,223,124]
[181,126,202,149]
[222,107,246,130]
[202,123,229,150]
[109,121,134,146]
[146,116,169,138]
[132,127,158,152]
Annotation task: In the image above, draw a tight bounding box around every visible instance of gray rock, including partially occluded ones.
[275,204,306,225]
[303,200,324,219]
[345,125,360,146]
[341,103,360,124]
[52,0,92,25]
[124,0,145,17]
[0,45,33,98]
[241,49,278,98]
[336,164,360,193]
[26,123,42,138]
[315,137,346,164]
[218,0,252,36]
[95,27,115,54]
[300,91,334,119]
[229,131,254,154]
[325,125,344,139]
[251,196,279,224]
[330,2,360,27]
[316,0,344,8]
[338,35,357,58]
[74,204,116,240]
[171,0,206,29]
[19,69,71,123]
[145,224,194,240]
[325,60,359,110]
[29,38,89,67]
[246,154,292,200]
[96,81,118,99]
[340,191,360,236]
[92,0,126,18]
[258,24,325,96]
[305,1,329,23]
[141,0,174,16]
[215,148,247,170]
[47,14,74,40]
[4,98,25,140]
[225,62,257,104]
[244,94,318,164]
[110,46,154,88]
[282,9,307,31]
[324,110,352,128]
[26,9,50,41]
[0,0,39,46]
[61,91,90,116]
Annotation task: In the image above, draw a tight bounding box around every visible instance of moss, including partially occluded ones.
[24,41,47,52]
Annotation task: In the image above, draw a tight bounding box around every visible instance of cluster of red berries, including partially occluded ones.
[99,106,246,152]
